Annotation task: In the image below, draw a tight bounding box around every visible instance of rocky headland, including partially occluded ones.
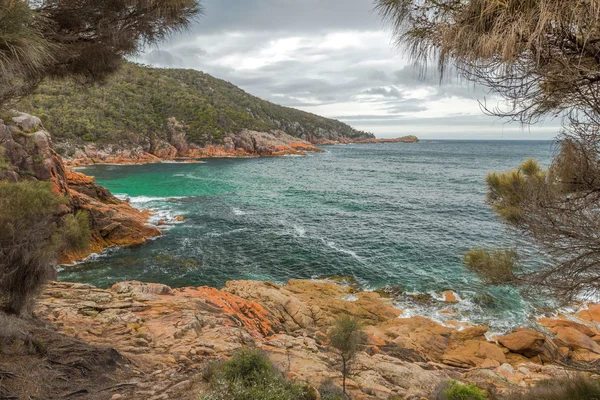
[61,127,326,167]
[0,113,161,263]
[2,278,597,399]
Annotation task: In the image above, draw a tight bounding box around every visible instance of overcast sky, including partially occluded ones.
[134,0,560,140]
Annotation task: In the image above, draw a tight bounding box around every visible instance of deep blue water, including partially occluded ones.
[60,141,555,331]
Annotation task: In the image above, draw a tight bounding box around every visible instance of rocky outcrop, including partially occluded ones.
[0,113,69,193]
[33,279,590,399]
[0,113,161,263]
[60,128,325,167]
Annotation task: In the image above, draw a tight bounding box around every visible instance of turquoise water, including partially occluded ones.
[60,141,554,331]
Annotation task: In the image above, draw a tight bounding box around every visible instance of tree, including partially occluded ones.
[376,0,600,304]
[0,181,90,315]
[0,0,203,108]
[328,315,365,396]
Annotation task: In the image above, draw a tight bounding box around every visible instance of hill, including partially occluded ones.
[18,63,373,157]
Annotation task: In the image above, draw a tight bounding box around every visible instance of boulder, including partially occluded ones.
[497,329,559,362]
[552,326,600,353]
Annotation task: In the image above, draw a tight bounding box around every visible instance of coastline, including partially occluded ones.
[60,135,419,167]
[31,278,600,399]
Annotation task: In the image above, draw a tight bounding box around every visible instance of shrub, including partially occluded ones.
[201,349,314,400]
[505,376,600,400]
[0,181,90,315]
[434,380,487,400]
[318,380,346,400]
[329,315,365,395]
[463,248,518,285]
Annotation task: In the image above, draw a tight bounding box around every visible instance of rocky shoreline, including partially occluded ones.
[18,278,597,399]
[0,113,162,264]
[59,128,326,167]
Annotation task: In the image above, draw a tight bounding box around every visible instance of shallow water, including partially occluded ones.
[60,141,554,331]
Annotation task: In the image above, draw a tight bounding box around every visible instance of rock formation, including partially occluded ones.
[61,128,325,167]
[26,279,595,399]
[0,113,161,263]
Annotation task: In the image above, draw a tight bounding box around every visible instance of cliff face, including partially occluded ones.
[61,127,325,167]
[29,279,593,399]
[0,113,161,262]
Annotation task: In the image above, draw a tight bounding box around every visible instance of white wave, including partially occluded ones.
[232,207,246,216]
[293,225,306,237]
[325,240,362,261]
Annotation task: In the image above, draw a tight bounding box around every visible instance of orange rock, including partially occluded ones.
[576,304,600,323]
[174,216,185,222]
[440,340,506,368]
[538,317,597,337]
[552,326,600,353]
[442,291,459,303]
[497,329,559,361]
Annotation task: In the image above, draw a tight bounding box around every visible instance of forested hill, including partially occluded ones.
[19,63,373,146]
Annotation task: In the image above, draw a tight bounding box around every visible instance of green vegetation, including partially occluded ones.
[317,381,346,400]
[376,0,600,305]
[201,348,314,400]
[463,249,518,285]
[18,63,372,147]
[505,376,600,400]
[435,380,488,400]
[0,0,201,110]
[0,181,90,315]
[328,315,365,395]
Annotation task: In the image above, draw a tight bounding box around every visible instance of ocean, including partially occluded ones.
[60,140,555,332]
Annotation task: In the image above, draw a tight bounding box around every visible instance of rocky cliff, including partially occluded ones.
[61,127,325,167]
[0,113,161,262]
[9,278,594,399]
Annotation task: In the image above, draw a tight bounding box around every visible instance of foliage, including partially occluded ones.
[463,249,518,285]
[18,63,372,147]
[375,0,600,125]
[476,141,600,303]
[0,0,51,107]
[0,181,90,315]
[434,380,487,400]
[318,380,346,400]
[505,376,600,400]
[376,0,600,304]
[329,315,365,395]
[0,0,202,110]
[201,349,314,400]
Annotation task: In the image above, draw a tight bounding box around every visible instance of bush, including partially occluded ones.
[463,248,518,285]
[318,380,346,400]
[201,349,315,400]
[0,181,90,315]
[505,376,600,400]
[435,380,487,400]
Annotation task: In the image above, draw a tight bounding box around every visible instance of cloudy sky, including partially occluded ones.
[134,0,560,140]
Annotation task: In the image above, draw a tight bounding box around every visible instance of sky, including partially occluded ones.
[134,0,560,140]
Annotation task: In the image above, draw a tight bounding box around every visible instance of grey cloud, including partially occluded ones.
[363,87,403,98]
[130,1,556,139]
[191,0,380,34]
